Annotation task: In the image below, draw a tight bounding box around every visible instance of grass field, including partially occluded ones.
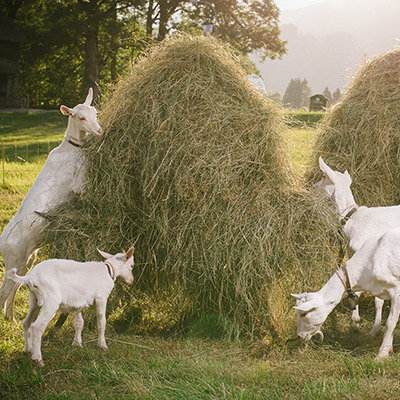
[1,113,399,400]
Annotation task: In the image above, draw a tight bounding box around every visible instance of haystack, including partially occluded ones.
[310,48,400,207]
[42,35,340,339]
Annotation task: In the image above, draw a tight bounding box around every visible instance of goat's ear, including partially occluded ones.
[60,105,75,116]
[291,293,308,300]
[344,170,352,183]
[125,246,134,260]
[84,87,93,106]
[293,303,315,313]
[318,157,335,182]
[97,248,113,259]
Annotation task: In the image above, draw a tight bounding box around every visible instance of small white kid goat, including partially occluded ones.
[314,157,400,337]
[6,247,134,367]
[293,228,400,359]
[0,88,102,319]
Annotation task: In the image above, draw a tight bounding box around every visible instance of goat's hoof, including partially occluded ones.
[368,328,382,338]
[72,341,82,348]
[98,344,108,351]
[33,359,45,368]
[350,324,361,333]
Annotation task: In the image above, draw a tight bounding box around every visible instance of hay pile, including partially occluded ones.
[42,36,340,338]
[310,48,400,207]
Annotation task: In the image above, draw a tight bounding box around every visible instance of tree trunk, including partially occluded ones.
[81,0,101,102]
[85,24,100,101]
[146,0,154,37]
[157,0,169,41]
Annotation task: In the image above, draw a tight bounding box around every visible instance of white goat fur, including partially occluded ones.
[314,157,400,337]
[293,228,400,358]
[0,88,102,319]
[6,247,134,367]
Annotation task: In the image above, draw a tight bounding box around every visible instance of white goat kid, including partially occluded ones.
[293,228,400,359]
[0,88,102,319]
[6,247,134,367]
[314,157,400,337]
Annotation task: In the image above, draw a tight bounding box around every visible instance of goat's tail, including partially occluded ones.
[6,268,28,285]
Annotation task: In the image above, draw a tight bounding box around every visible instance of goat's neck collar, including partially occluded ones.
[339,204,358,224]
[64,117,84,147]
[336,265,359,310]
[105,261,116,282]
[65,137,82,148]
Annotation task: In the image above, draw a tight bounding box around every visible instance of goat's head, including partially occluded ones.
[313,157,355,215]
[97,246,134,285]
[60,88,103,137]
[291,293,328,342]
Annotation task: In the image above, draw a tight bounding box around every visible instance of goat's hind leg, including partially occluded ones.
[30,303,58,367]
[377,294,400,359]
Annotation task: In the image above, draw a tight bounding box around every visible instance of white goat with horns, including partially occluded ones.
[293,228,400,359]
[0,88,102,319]
[6,247,134,367]
[313,157,400,337]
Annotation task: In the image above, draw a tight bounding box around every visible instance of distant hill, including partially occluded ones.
[254,0,400,95]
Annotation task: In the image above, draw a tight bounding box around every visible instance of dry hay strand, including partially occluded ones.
[42,35,341,338]
[309,48,400,206]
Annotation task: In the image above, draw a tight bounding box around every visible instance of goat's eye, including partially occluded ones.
[80,117,86,121]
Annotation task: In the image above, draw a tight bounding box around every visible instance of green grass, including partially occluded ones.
[0,112,65,230]
[0,112,65,161]
[2,112,399,399]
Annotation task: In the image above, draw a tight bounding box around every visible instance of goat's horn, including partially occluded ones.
[315,330,324,342]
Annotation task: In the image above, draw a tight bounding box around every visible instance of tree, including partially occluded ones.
[5,0,147,107]
[322,86,333,105]
[332,88,341,103]
[282,77,311,109]
[145,0,286,60]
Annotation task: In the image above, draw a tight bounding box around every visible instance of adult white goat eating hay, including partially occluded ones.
[292,228,400,359]
[0,88,102,319]
[314,157,400,337]
[6,246,134,367]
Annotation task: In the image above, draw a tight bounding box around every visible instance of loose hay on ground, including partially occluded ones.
[41,35,341,340]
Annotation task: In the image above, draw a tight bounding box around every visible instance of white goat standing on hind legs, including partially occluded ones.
[0,88,103,319]
[313,157,400,337]
[293,228,400,359]
[6,247,135,367]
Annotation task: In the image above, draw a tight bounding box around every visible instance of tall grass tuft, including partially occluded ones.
[41,35,341,340]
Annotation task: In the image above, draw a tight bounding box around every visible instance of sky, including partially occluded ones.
[254,0,400,96]
[274,0,327,10]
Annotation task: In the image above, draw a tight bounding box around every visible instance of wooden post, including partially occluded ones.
[2,140,5,188]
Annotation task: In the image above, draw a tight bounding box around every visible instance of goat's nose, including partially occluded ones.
[98,127,103,135]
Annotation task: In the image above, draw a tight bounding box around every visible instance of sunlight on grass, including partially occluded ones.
[283,127,317,182]
[2,114,398,399]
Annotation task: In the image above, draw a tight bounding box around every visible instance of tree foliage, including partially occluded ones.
[1,0,286,108]
[282,77,311,109]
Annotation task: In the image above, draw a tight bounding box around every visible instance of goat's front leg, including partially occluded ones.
[95,298,108,350]
[23,293,41,353]
[350,292,362,331]
[377,294,400,359]
[72,311,84,347]
[369,297,384,338]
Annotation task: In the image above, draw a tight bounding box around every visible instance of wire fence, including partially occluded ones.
[1,140,60,187]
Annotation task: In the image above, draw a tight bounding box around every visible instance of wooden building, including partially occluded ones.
[309,94,328,112]
[0,12,26,108]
